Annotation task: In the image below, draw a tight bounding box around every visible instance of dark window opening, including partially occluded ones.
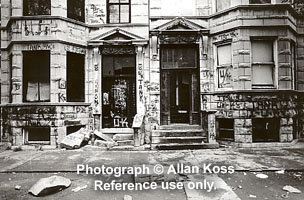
[23,51,50,102]
[67,52,85,102]
[161,45,198,69]
[252,118,280,142]
[23,0,51,16]
[107,0,131,23]
[67,125,85,135]
[249,0,271,4]
[218,119,234,141]
[26,127,50,144]
[102,54,136,128]
[67,0,85,22]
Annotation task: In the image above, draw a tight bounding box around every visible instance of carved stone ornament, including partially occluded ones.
[159,34,199,44]
[101,46,135,55]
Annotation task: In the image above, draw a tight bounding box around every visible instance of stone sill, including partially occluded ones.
[201,89,303,95]
[0,102,91,107]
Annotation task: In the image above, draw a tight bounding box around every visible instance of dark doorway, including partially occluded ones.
[160,45,200,125]
[102,54,136,128]
[252,118,280,142]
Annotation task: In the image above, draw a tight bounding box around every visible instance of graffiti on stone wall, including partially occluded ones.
[138,64,144,103]
[86,4,106,24]
[218,67,233,88]
[68,24,85,41]
[58,93,67,102]
[201,93,298,119]
[64,45,86,54]
[27,43,55,51]
[213,31,238,43]
[22,20,51,37]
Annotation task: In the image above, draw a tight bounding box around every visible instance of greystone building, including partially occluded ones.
[0,0,303,149]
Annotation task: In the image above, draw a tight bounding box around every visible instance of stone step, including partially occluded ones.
[152,129,204,137]
[151,136,207,144]
[153,143,219,150]
[159,124,202,130]
[101,128,134,134]
[113,134,133,141]
[117,140,134,146]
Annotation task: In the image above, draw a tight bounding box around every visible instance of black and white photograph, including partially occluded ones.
[0,0,304,199]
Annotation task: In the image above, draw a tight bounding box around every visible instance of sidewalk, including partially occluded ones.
[0,143,303,200]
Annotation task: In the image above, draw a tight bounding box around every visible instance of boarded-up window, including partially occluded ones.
[23,0,51,16]
[217,44,233,88]
[216,0,231,12]
[25,127,50,144]
[161,46,197,69]
[252,40,274,86]
[107,0,131,23]
[67,0,85,22]
[249,0,271,4]
[23,51,50,102]
[218,119,234,141]
[252,118,279,142]
[67,52,85,102]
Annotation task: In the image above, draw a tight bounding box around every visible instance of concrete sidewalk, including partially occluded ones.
[0,142,304,173]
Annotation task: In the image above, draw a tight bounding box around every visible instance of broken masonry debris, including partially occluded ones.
[93,130,117,148]
[124,195,133,200]
[28,175,71,196]
[93,130,115,142]
[282,185,302,194]
[60,128,91,149]
[249,194,257,198]
[15,185,21,190]
[255,173,268,179]
[71,185,88,192]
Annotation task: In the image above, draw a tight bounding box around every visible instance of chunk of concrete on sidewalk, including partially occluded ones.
[28,175,71,197]
[94,130,115,142]
[60,128,86,149]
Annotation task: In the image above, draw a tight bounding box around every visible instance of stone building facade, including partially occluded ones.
[0,0,303,148]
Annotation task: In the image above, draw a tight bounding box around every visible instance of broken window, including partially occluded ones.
[252,40,274,87]
[102,54,136,128]
[218,119,234,141]
[161,46,198,69]
[249,0,271,4]
[23,51,50,102]
[67,52,85,102]
[23,0,51,16]
[217,44,233,88]
[25,127,50,144]
[216,0,231,12]
[67,0,85,22]
[107,0,131,23]
[252,118,280,142]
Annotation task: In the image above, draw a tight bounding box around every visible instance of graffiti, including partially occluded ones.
[218,67,233,88]
[28,43,55,51]
[87,4,106,24]
[76,106,86,113]
[64,45,86,54]
[112,80,127,111]
[58,80,66,89]
[208,115,216,141]
[58,93,66,102]
[68,24,85,41]
[213,31,238,43]
[201,83,210,92]
[202,71,213,79]
[146,82,160,92]
[23,20,51,37]
[94,81,100,108]
[138,64,144,103]
[103,92,109,105]
[113,117,129,128]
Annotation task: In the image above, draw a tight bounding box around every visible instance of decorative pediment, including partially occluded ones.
[89,28,147,46]
[152,17,207,32]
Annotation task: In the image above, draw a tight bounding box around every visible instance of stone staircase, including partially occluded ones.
[152,124,219,150]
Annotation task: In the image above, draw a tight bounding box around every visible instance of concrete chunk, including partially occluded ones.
[60,128,86,149]
[28,175,71,196]
[94,130,115,142]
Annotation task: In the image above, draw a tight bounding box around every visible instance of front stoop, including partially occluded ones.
[152,125,219,150]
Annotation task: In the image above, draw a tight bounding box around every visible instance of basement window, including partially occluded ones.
[23,0,51,16]
[23,51,50,102]
[67,125,85,135]
[67,52,85,102]
[67,0,85,22]
[25,127,50,144]
[218,119,234,141]
[252,118,280,142]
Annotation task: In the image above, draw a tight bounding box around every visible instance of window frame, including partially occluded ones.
[107,0,131,24]
[25,127,51,144]
[22,50,50,103]
[67,0,85,22]
[23,0,51,16]
[218,118,235,141]
[214,42,233,90]
[249,0,272,4]
[251,38,277,89]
